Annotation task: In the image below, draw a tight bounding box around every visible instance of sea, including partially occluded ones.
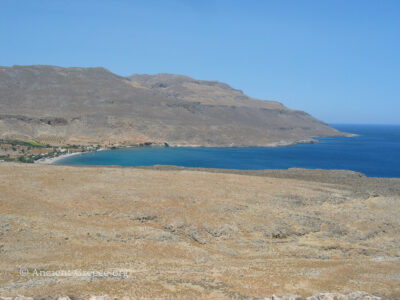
[56,124,400,178]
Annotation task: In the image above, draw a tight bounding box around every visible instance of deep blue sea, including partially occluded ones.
[56,124,400,178]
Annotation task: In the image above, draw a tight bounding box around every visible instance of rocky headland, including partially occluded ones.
[0,65,350,148]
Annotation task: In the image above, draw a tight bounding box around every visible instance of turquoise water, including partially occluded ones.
[56,124,400,178]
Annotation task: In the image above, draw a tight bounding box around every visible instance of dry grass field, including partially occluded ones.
[0,163,399,298]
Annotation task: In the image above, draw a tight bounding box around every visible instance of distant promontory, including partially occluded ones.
[0,65,348,147]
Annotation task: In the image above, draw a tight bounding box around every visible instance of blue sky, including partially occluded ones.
[1,0,399,124]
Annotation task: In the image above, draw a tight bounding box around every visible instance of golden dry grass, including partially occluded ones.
[0,163,399,298]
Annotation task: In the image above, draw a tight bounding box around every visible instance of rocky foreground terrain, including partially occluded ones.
[0,163,399,298]
[0,65,348,147]
[0,292,390,300]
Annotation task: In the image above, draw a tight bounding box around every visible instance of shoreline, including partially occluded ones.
[34,133,358,165]
[39,140,319,165]
[35,151,84,164]
[34,140,319,165]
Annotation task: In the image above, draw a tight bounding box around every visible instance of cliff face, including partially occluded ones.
[0,65,345,146]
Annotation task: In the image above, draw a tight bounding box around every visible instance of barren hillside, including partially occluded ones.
[0,65,346,147]
[0,163,399,298]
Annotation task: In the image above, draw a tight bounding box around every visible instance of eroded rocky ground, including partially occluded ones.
[0,163,399,298]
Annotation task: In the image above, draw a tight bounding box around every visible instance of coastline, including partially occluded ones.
[33,132,357,165]
[35,151,84,164]
[34,139,320,165]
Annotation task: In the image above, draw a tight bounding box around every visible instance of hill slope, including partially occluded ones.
[0,65,346,146]
[1,163,399,297]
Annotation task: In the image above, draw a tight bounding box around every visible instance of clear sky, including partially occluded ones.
[1,0,399,124]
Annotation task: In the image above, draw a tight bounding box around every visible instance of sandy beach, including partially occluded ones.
[35,151,84,164]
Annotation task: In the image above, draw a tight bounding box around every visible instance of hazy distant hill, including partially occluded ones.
[0,65,346,146]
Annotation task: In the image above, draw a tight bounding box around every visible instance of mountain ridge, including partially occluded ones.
[0,65,348,147]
